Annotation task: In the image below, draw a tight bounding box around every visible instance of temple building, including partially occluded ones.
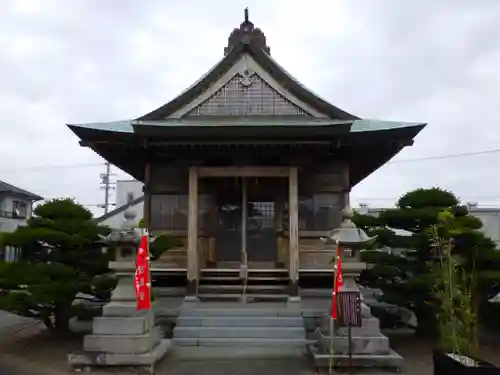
[68,10,426,301]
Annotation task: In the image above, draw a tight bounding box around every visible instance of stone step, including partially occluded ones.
[179,308,300,317]
[172,345,306,359]
[152,261,187,269]
[173,326,305,339]
[164,248,186,254]
[201,269,288,275]
[198,284,288,294]
[200,276,241,282]
[200,276,288,284]
[248,269,289,276]
[160,255,187,261]
[173,337,308,347]
[198,294,289,302]
[176,316,304,327]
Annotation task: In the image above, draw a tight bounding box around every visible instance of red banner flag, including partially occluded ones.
[134,235,151,310]
[331,243,343,319]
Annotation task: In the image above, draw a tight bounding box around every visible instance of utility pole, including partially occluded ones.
[99,162,115,214]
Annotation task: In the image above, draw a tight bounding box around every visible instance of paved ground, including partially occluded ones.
[2,308,500,375]
[156,357,315,375]
[0,310,41,339]
[0,331,468,375]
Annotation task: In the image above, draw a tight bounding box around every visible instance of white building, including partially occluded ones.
[97,180,144,228]
[357,202,500,250]
[465,203,500,249]
[0,180,43,261]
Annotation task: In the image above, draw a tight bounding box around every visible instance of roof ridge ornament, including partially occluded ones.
[224,8,271,56]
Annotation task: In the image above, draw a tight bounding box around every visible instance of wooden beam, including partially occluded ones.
[288,167,299,285]
[186,167,199,291]
[198,166,290,178]
[148,140,332,146]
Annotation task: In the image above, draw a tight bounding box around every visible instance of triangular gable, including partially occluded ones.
[184,72,311,117]
[167,53,328,118]
[138,15,359,121]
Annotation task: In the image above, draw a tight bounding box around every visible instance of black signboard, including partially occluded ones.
[338,291,362,327]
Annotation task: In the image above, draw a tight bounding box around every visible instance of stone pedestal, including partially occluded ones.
[309,253,403,371]
[68,261,170,372]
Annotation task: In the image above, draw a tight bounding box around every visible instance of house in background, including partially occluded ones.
[464,202,500,249]
[97,180,144,228]
[0,180,43,261]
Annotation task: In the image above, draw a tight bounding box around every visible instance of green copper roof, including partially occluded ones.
[68,118,425,133]
[68,120,134,133]
[133,118,352,127]
[351,119,425,132]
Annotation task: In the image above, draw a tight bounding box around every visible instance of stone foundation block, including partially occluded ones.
[93,315,154,335]
[102,302,148,317]
[318,334,390,354]
[84,328,160,354]
[337,317,381,336]
[69,339,170,367]
[309,345,403,371]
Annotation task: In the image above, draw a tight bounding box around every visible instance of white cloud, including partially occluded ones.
[1,0,500,216]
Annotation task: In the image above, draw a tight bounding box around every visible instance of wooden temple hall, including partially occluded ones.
[68,10,426,300]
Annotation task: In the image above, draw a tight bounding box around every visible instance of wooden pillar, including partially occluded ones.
[186,166,199,298]
[288,166,300,300]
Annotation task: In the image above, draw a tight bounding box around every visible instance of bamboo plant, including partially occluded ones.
[429,210,479,365]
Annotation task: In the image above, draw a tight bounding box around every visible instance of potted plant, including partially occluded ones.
[430,210,500,375]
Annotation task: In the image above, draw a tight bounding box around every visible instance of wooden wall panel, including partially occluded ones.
[298,237,334,269]
[150,165,188,192]
[299,163,349,194]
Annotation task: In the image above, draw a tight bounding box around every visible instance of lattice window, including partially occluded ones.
[283,193,344,231]
[185,73,311,117]
[150,194,210,230]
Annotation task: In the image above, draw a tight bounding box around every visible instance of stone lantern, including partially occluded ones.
[320,208,375,293]
[68,209,170,372]
[310,208,403,372]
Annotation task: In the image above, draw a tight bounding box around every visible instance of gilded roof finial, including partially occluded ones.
[244,7,249,23]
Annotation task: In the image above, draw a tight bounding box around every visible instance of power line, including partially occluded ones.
[388,148,500,164]
[1,147,500,173]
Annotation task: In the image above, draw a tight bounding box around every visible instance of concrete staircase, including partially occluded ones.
[198,269,289,302]
[172,303,309,358]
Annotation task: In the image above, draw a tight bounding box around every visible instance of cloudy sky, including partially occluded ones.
[1,0,500,216]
